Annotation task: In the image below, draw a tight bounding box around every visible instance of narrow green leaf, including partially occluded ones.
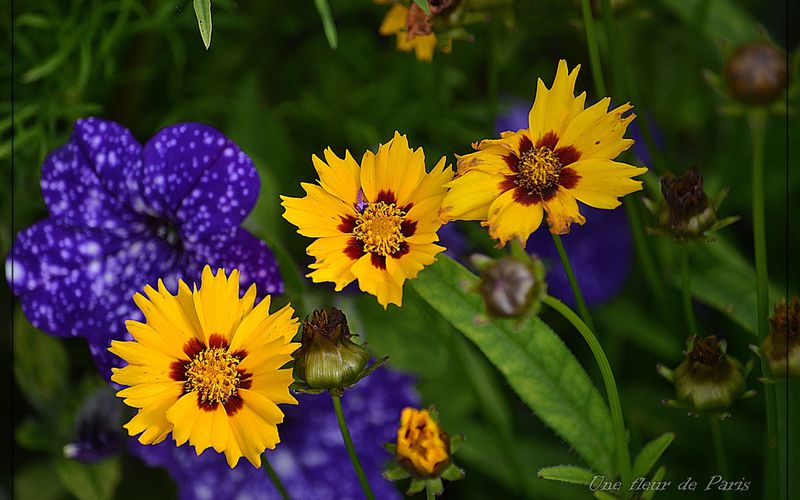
[193,0,213,49]
[314,0,338,49]
[413,0,430,15]
[642,465,668,500]
[411,256,615,474]
[632,432,675,479]
[594,491,619,500]
[659,0,759,45]
[538,465,597,485]
[55,457,121,500]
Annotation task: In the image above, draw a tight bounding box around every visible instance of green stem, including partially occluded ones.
[579,0,607,97]
[708,417,733,500]
[543,295,632,492]
[749,108,779,498]
[263,456,290,500]
[680,245,698,336]
[551,233,596,332]
[625,201,669,314]
[426,486,435,500]
[332,394,375,500]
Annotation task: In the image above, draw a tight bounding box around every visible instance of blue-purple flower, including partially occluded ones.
[131,366,418,500]
[6,118,282,378]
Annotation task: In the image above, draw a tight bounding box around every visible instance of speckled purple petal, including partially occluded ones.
[41,126,146,239]
[140,123,258,235]
[6,219,124,296]
[19,235,178,341]
[184,227,283,296]
[130,367,417,500]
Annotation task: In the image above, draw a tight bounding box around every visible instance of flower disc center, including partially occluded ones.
[185,347,242,404]
[353,201,406,256]
[516,147,561,194]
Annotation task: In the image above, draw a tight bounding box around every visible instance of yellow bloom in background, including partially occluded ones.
[396,407,450,477]
[441,60,648,246]
[110,266,299,468]
[282,132,453,308]
[378,3,451,62]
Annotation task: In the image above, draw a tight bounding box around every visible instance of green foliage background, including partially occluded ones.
[3,0,797,498]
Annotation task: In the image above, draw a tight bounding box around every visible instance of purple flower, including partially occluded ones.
[6,118,282,379]
[494,101,633,306]
[131,366,418,500]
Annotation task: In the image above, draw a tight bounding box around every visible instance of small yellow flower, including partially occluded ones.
[109,266,299,468]
[281,132,453,308]
[441,60,648,245]
[378,3,450,62]
[396,408,450,477]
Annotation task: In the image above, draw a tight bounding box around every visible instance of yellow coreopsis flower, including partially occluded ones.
[396,407,450,477]
[440,60,648,245]
[281,132,453,308]
[378,3,450,62]
[110,266,299,468]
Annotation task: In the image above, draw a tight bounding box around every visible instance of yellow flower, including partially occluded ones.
[378,3,450,62]
[396,407,450,477]
[440,60,648,245]
[281,132,453,308]
[109,266,299,468]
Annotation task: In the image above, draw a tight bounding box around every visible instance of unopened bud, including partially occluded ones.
[725,42,788,105]
[293,308,370,392]
[762,298,800,378]
[673,335,745,412]
[478,255,546,318]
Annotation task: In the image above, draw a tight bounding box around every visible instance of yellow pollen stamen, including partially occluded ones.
[515,147,561,194]
[353,201,406,256]
[184,348,242,404]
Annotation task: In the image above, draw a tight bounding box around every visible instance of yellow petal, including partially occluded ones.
[542,187,586,234]
[314,148,362,206]
[351,254,403,308]
[166,392,201,446]
[379,4,408,35]
[528,60,585,142]
[569,159,647,209]
[409,156,453,205]
[558,100,636,161]
[281,182,357,238]
[441,170,505,222]
[485,189,545,246]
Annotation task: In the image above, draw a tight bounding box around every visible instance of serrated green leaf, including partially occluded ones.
[538,465,597,485]
[411,255,615,474]
[633,433,675,479]
[313,0,338,49]
[55,457,121,500]
[193,0,212,49]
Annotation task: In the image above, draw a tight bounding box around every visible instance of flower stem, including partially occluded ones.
[749,108,779,498]
[263,456,290,500]
[708,417,733,500]
[680,245,698,336]
[332,394,375,500]
[579,0,607,97]
[551,233,596,333]
[426,486,435,500]
[542,295,632,493]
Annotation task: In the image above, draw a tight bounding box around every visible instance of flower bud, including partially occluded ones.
[383,407,464,496]
[761,298,800,378]
[63,389,123,462]
[725,42,788,105]
[673,335,745,412]
[478,255,546,318]
[293,308,370,392]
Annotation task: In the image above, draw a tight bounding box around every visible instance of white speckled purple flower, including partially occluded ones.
[131,366,418,500]
[6,118,282,378]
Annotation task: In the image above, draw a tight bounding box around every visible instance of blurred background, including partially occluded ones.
[3,0,797,498]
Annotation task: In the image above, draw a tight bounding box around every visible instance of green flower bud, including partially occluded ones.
[477,255,546,318]
[762,298,800,378]
[673,336,745,412]
[725,42,788,106]
[293,308,370,392]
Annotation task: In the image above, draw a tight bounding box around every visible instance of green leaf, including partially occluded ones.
[55,457,121,500]
[659,0,760,45]
[594,492,619,500]
[13,311,69,410]
[642,465,668,500]
[314,0,338,49]
[632,432,675,479]
[411,255,616,474]
[685,240,784,335]
[193,0,213,49]
[413,0,430,15]
[538,465,597,485]
[15,462,67,500]
[383,466,411,481]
